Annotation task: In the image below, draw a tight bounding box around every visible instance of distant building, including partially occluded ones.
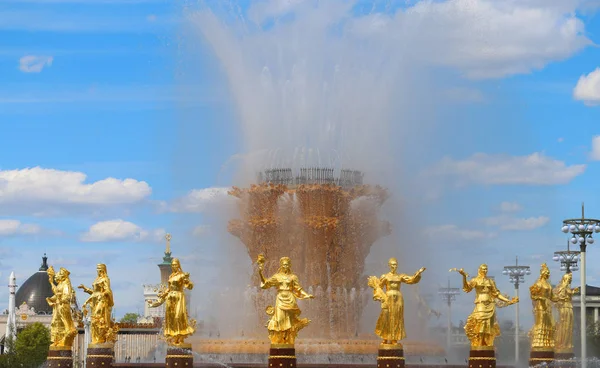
[573,284,600,325]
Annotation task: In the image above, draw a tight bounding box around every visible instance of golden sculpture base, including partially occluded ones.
[529,347,554,366]
[378,344,404,368]
[268,344,296,368]
[45,346,73,368]
[166,343,193,368]
[468,348,495,368]
[86,343,114,367]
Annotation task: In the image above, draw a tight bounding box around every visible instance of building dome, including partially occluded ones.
[15,254,53,315]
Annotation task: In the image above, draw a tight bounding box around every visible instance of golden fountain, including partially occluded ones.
[194,168,445,363]
[228,168,389,338]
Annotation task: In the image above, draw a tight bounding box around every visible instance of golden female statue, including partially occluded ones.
[257,254,314,345]
[46,266,78,348]
[368,258,425,345]
[78,264,118,345]
[454,264,518,347]
[554,272,579,352]
[148,258,196,345]
[529,263,557,349]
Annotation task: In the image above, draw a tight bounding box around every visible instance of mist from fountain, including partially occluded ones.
[180,0,446,363]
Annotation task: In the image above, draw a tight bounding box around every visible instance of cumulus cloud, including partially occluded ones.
[483,215,550,230]
[426,152,585,186]
[0,167,151,215]
[590,136,600,160]
[81,219,165,243]
[170,187,232,213]
[19,55,53,73]
[574,67,600,106]
[0,220,41,236]
[427,224,495,241]
[499,201,523,212]
[250,0,594,79]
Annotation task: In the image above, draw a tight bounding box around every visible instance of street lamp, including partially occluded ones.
[502,256,530,365]
[561,203,600,368]
[553,240,580,274]
[439,280,461,352]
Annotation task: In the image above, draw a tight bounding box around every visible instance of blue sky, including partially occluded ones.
[2,0,600,332]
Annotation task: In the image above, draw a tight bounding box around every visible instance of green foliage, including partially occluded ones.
[120,312,140,324]
[0,322,50,368]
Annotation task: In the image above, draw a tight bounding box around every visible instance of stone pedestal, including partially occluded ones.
[377,343,404,368]
[468,347,495,368]
[45,346,73,368]
[554,349,575,368]
[86,343,114,367]
[268,344,296,368]
[166,343,193,368]
[529,347,554,366]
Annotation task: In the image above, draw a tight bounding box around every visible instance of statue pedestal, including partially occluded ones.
[377,343,404,368]
[166,343,193,368]
[554,349,575,368]
[45,346,73,368]
[86,343,114,367]
[468,347,495,368]
[268,344,296,368]
[529,347,554,366]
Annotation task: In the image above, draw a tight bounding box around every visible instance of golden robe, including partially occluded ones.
[164,272,195,339]
[530,278,555,348]
[262,272,309,336]
[554,285,575,351]
[463,276,501,347]
[375,272,421,341]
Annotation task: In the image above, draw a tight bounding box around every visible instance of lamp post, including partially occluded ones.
[439,280,461,352]
[553,240,580,274]
[502,256,530,366]
[561,203,600,368]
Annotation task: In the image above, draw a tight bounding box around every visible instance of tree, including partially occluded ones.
[15,322,51,368]
[120,313,140,324]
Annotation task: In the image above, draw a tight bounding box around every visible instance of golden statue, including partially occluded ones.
[529,263,557,349]
[256,254,314,345]
[46,266,78,348]
[78,264,118,345]
[554,272,579,352]
[367,258,425,345]
[148,258,196,345]
[452,264,518,348]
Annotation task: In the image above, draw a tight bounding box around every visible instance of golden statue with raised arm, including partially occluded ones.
[46,266,78,348]
[554,272,579,353]
[368,258,425,345]
[452,264,518,348]
[529,263,557,349]
[256,254,314,345]
[148,258,196,346]
[78,263,118,345]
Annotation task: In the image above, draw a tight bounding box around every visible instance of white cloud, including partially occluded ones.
[589,136,600,161]
[81,219,165,242]
[428,224,495,241]
[558,137,565,143]
[170,187,232,213]
[427,152,585,186]
[19,55,53,73]
[0,167,151,215]
[484,215,550,230]
[0,220,41,236]
[574,67,600,106]
[345,0,593,79]
[499,201,522,213]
